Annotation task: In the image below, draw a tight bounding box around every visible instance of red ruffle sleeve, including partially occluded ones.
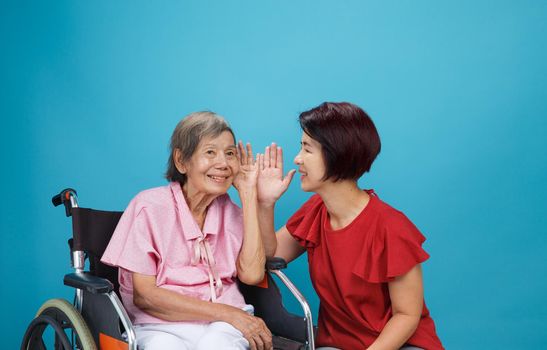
[286,194,324,248]
[353,210,430,283]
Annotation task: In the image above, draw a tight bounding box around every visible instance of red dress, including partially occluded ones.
[286,191,444,350]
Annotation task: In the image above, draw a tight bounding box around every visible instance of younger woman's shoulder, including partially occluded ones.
[285,194,325,248]
[288,194,325,222]
[300,193,324,210]
[354,192,429,283]
[371,195,415,228]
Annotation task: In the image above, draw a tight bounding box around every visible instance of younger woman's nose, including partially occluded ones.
[294,152,303,165]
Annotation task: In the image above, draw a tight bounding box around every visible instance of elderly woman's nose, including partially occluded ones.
[214,153,229,167]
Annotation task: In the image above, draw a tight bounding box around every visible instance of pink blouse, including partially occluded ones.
[101,182,248,325]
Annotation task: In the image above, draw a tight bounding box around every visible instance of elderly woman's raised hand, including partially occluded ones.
[257,143,296,206]
[233,141,259,195]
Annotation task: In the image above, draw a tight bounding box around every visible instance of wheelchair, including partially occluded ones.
[21,188,316,350]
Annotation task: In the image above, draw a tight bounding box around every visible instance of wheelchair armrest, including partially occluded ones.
[266,256,287,270]
[64,272,113,294]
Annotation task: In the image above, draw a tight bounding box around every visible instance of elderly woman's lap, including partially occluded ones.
[135,322,249,350]
[196,321,249,349]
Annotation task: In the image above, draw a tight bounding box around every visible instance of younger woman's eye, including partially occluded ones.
[300,143,311,153]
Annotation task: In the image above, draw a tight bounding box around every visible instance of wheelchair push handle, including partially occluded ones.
[52,188,79,216]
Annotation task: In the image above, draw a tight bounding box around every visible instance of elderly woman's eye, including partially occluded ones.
[226,151,235,157]
[206,150,216,156]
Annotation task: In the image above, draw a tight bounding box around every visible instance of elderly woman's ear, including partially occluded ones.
[173,149,187,174]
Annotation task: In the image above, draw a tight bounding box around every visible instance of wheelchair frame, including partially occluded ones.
[21,188,316,350]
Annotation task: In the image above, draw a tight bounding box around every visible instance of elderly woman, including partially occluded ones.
[257,102,444,350]
[101,111,272,350]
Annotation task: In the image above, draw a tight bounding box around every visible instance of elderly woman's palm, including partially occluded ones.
[233,141,259,192]
[234,162,258,190]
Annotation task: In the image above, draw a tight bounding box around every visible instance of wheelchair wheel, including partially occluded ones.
[21,298,97,350]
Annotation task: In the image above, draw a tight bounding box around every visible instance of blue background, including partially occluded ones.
[2,1,546,348]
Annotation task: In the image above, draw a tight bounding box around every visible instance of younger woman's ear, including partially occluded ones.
[173,149,186,174]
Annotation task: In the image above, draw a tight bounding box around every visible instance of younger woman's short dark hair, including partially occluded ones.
[299,102,381,182]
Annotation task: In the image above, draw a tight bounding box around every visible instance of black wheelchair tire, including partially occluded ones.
[21,298,97,350]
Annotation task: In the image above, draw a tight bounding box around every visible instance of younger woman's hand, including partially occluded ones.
[257,143,296,206]
[233,141,259,195]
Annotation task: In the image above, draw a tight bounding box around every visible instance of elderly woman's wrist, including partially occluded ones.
[238,187,258,201]
[216,304,240,324]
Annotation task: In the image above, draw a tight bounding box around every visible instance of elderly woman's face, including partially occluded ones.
[177,131,239,197]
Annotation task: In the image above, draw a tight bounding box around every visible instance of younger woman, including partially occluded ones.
[257,102,444,350]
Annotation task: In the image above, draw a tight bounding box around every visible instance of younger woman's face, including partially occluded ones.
[294,132,327,192]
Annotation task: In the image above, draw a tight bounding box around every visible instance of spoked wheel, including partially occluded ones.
[21,298,97,350]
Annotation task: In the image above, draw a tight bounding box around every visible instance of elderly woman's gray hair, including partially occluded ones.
[165,111,235,184]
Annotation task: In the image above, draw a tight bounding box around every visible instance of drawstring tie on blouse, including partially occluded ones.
[191,235,223,302]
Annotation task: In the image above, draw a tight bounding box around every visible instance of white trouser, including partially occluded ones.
[135,322,249,350]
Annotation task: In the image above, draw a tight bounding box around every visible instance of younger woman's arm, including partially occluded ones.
[271,225,306,263]
[367,264,424,350]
